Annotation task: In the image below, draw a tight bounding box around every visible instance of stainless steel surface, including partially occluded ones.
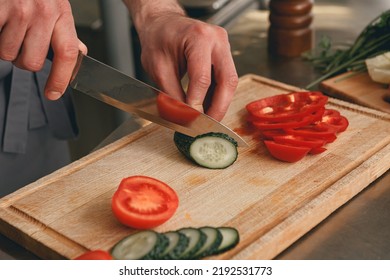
[70,54,247,146]
[1,0,389,259]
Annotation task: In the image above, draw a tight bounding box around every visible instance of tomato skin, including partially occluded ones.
[74,250,113,260]
[322,114,349,133]
[285,123,337,143]
[112,176,179,229]
[157,93,200,125]
[273,135,325,149]
[245,92,349,163]
[264,140,311,163]
[246,91,328,121]
[250,107,324,130]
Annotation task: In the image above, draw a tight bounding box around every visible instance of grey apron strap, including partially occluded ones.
[35,61,78,139]
[2,66,32,154]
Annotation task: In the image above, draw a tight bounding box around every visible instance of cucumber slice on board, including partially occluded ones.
[177,227,207,259]
[214,227,240,255]
[174,132,238,169]
[160,231,189,260]
[111,230,168,260]
[193,226,223,259]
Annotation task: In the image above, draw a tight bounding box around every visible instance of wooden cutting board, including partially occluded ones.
[1,74,390,260]
[320,71,390,114]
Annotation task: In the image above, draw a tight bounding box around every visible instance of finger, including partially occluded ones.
[13,19,54,72]
[0,20,28,62]
[45,12,79,100]
[145,55,186,101]
[205,47,238,121]
[185,47,212,113]
[78,40,88,55]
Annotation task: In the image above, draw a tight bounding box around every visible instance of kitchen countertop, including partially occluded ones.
[1,0,389,260]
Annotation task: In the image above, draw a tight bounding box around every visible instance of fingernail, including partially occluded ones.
[48,91,62,100]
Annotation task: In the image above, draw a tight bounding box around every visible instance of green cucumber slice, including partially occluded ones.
[193,226,223,258]
[174,132,238,169]
[160,231,189,260]
[214,227,240,255]
[111,230,168,260]
[177,227,207,259]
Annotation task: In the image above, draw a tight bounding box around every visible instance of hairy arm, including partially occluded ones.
[122,0,238,121]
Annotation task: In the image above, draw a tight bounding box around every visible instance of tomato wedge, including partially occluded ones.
[246,91,328,121]
[74,250,113,260]
[264,140,311,163]
[157,93,200,125]
[112,176,179,229]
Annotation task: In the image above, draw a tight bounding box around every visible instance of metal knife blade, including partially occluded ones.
[70,54,247,147]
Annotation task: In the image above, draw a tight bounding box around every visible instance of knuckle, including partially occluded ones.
[194,74,212,89]
[226,73,239,89]
[23,59,44,72]
[56,42,79,61]
[36,1,54,20]
[13,5,32,24]
[188,22,213,37]
[0,47,18,61]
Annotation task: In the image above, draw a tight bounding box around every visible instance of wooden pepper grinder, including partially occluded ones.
[268,0,313,57]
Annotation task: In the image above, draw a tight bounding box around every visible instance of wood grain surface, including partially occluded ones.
[320,71,390,114]
[1,74,390,260]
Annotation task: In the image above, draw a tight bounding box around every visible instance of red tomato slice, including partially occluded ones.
[273,135,326,149]
[285,122,337,143]
[322,109,341,118]
[322,114,349,133]
[309,147,327,154]
[157,93,200,125]
[112,176,179,229]
[264,140,311,163]
[250,107,324,130]
[74,250,113,260]
[260,129,287,140]
[246,91,328,121]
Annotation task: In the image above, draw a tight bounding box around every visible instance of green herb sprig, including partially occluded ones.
[304,10,390,89]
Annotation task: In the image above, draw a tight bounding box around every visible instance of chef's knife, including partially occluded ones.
[70,53,247,146]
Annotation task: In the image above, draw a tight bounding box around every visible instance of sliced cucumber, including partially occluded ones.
[174,132,238,169]
[160,231,189,260]
[111,230,168,260]
[193,226,223,258]
[214,227,240,255]
[110,227,240,260]
[177,227,207,259]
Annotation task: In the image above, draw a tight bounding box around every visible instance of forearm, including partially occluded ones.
[122,0,186,30]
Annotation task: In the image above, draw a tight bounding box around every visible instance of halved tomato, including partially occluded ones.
[112,176,179,229]
[264,140,311,163]
[74,250,113,260]
[246,91,328,122]
[157,93,200,125]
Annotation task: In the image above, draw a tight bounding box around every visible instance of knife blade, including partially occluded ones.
[70,53,247,146]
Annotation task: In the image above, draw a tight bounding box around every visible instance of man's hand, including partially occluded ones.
[0,0,87,100]
[124,0,238,121]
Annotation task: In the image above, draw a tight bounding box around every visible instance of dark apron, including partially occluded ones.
[0,59,79,197]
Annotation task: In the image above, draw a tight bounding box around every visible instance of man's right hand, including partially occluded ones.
[0,0,87,100]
